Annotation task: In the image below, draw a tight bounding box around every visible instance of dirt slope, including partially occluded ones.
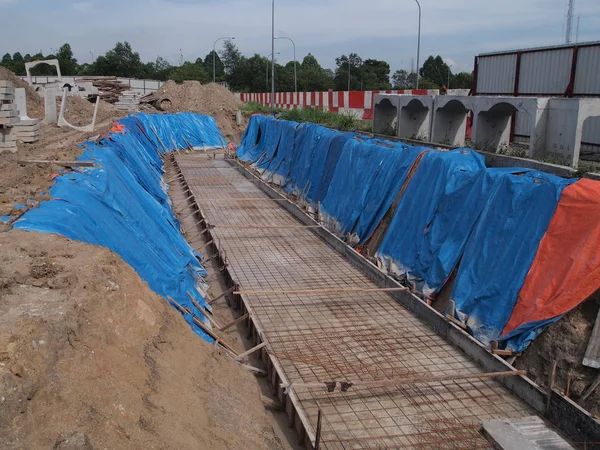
[0,230,282,450]
[516,290,600,417]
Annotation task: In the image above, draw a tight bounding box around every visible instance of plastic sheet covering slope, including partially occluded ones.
[259,119,299,185]
[500,179,600,352]
[307,131,353,203]
[450,171,576,346]
[14,113,224,342]
[353,141,423,245]
[376,150,489,295]
[236,114,268,161]
[321,139,422,241]
[284,123,321,196]
[135,112,227,151]
[238,116,281,165]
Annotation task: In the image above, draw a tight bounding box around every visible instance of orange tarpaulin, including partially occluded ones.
[503,178,600,335]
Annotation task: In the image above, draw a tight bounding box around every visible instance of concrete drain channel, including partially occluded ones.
[162,149,597,449]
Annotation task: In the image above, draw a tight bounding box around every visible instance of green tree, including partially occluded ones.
[298,53,333,91]
[169,61,209,84]
[361,59,391,90]
[56,43,78,76]
[92,42,146,78]
[220,39,241,75]
[145,56,172,81]
[203,51,225,81]
[420,55,451,88]
[334,53,363,90]
[392,69,409,89]
[451,72,474,89]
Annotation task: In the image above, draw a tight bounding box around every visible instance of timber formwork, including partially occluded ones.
[173,154,537,449]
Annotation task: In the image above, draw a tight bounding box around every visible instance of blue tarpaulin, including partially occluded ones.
[14,113,224,342]
[235,116,595,353]
[450,171,576,345]
[376,149,488,294]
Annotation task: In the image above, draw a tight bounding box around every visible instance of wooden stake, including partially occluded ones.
[167,296,238,355]
[235,287,409,296]
[283,370,527,392]
[187,291,221,329]
[220,313,250,332]
[582,373,600,401]
[166,173,183,184]
[547,360,558,412]
[235,342,268,361]
[314,409,323,450]
[149,124,169,153]
[208,286,237,306]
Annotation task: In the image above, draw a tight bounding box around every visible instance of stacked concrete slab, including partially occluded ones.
[115,90,141,112]
[12,119,41,143]
[0,81,19,153]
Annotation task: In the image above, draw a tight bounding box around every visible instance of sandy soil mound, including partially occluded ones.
[0,67,44,120]
[57,95,123,127]
[0,121,117,224]
[517,290,600,417]
[0,230,282,450]
[154,81,243,139]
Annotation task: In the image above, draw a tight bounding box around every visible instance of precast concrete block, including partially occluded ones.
[43,88,60,125]
[14,88,27,118]
[471,97,549,155]
[431,96,475,146]
[372,94,401,135]
[398,95,434,141]
[544,98,600,167]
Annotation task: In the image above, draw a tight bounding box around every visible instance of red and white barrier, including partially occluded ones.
[236,90,439,120]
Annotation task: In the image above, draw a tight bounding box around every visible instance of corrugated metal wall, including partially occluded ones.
[518,49,572,94]
[476,42,600,96]
[574,46,600,95]
[476,54,517,94]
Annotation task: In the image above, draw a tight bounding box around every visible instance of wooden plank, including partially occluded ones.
[220,313,250,332]
[210,224,322,230]
[241,364,267,376]
[581,373,600,401]
[187,291,220,329]
[208,286,236,305]
[167,296,238,356]
[235,342,268,361]
[200,197,290,202]
[583,308,600,368]
[283,370,527,392]
[235,287,409,296]
[18,160,95,167]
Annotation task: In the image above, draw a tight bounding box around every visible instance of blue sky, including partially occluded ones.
[1,0,599,75]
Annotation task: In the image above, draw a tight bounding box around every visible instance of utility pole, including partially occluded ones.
[414,0,421,89]
[348,56,351,91]
[271,0,275,109]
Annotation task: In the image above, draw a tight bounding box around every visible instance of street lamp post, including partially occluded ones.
[275,36,297,93]
[271,0,275,109]
[266,52,281,91]
[213,36,235,83]
[414,0,421,89]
